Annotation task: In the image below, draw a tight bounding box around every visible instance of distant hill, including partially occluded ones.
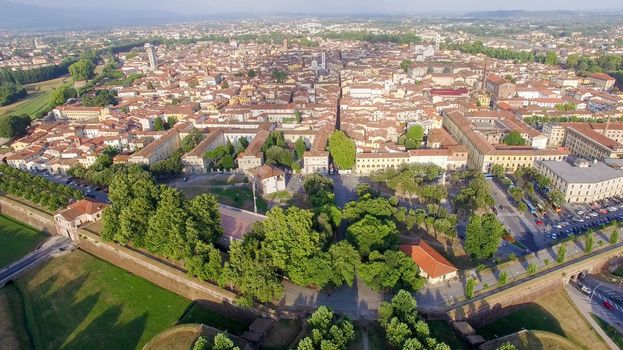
[465,10,578,18]
[0,1,185,29]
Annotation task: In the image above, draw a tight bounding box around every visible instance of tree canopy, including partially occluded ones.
[328,130,356,170]
[0,114,30,138]
[503,131,527,146]
[69,59,96,81]
[464,213,505,259]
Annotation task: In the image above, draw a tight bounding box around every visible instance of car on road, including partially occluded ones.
[581,285,592,294]
[552,233,557,240]
[599,209,608,214]
[603,300,615,311]
[554,224,562,229]
[590,212,599,217]
[573,217,584,222]
[577,210,586,215]
[536,219,544,226]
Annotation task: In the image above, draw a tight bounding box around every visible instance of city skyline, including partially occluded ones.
[9,0,623,15]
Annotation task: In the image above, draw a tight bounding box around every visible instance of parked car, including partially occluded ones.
[603,300,615,311]
[577,210,586,215]
[581,285,592,294]
[552,233,557,240]
[536,219,544,226]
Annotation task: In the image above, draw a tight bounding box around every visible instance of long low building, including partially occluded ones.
[535,158,623,203]
[353,146,468,175]
[443,109,568,173]
[181,129,226,173]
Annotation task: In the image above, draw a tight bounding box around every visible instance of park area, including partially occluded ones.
[476,288,609,350]
[0,214,46,267]
[0,76,70,117]
[0,250,249,350]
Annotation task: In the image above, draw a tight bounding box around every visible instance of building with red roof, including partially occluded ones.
[54,198,108,241]
[400,240,458,284]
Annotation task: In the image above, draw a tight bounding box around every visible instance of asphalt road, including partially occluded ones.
[0,236,73,287]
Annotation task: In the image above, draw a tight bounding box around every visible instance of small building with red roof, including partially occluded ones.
[54,198,108,241]
[400,240,458,284]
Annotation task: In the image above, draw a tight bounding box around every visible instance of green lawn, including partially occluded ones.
[477,304,565,340]
[14,250,192,350]
[591,314,623,348]
[0,214,46,267]
[207,187,268,213]
[177,302,250,336]
[6,90,54,117]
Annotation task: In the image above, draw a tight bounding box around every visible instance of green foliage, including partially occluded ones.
[400,59,413,73]
[328,130,356,170]
[347,215,398,256]
[295,137,307,159]
[321,31,422,44]
[464,213,505,260]
[212,333,240,350]
[327,242,360,287]
[0,164,83,210]
[448,41,559,65]
[49,84,77,108]
[271,69,288,83]
[149,152,183,177]
[527,263,537,275]
[222,239,284,306]
[303,173,335,207]
[403,125,425,150]
[297,306,355,350]
[0,114,30,138]
[498,271,508,286]
[371,163,444,199]
[610,230,619,245]
[508,187,525,203]
[378,291,450,349]
[547,190,565,207]
[192,336,209,350]
[0,57,76,86]
[0,83,27,106]
[102,170,223,283]
[69,59,96,81]
[496,341,517,350]
[491,164,505,178]
[452,171,495,214]
[82,89,117,107]
[181,128,205,153]
[556,245,566,263]
[464,278,477,299]
[204,141,238,170]
[503,131,527,146]
[584,232,594,253]
[247,69,257,78]
[359,250,425,292]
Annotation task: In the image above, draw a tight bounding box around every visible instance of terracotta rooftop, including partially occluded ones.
[400,241,457,279]
[57,198,108,222]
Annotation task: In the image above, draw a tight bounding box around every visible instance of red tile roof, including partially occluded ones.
[400,241,457,279]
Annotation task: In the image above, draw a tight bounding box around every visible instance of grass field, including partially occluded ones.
[260,319,302,350]
[591,314,623,348]
[0,284,34,350]
[180,184,268,214]
[0,76,70,117]
[477,288,609,350]
[0,214,46,267]
[13,250,192,350]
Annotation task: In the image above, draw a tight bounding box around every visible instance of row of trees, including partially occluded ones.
[379,291,451,350]
[0,114,31,138]
[296,306,355,350]
[0,164,83,210]
[371,163,446,202]
[81,89,117,107]
[101,169,225,283]
[0,83,27,106]
[261,131,303,171]
[0,57,77,85]
[446,41,558,65]
[68,58,96,81]
[192,333,239,350]
[464,213,506,260]
[321,31,422,44]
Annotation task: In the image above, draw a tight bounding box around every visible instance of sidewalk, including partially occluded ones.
[417,226,622,308]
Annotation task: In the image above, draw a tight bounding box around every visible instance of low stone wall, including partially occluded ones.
[0,195,56,235]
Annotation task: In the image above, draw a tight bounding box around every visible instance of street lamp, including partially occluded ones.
[589,283,603,305]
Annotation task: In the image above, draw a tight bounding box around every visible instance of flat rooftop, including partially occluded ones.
[539,159,623,184]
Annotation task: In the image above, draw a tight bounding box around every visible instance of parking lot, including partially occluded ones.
[544,199,623,243]
[28,169,109,203]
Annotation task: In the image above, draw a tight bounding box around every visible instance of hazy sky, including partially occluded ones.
[11,0,623,14]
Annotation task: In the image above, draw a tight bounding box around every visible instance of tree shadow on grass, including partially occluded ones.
[475,303,565,341]
[61,305,148,350]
